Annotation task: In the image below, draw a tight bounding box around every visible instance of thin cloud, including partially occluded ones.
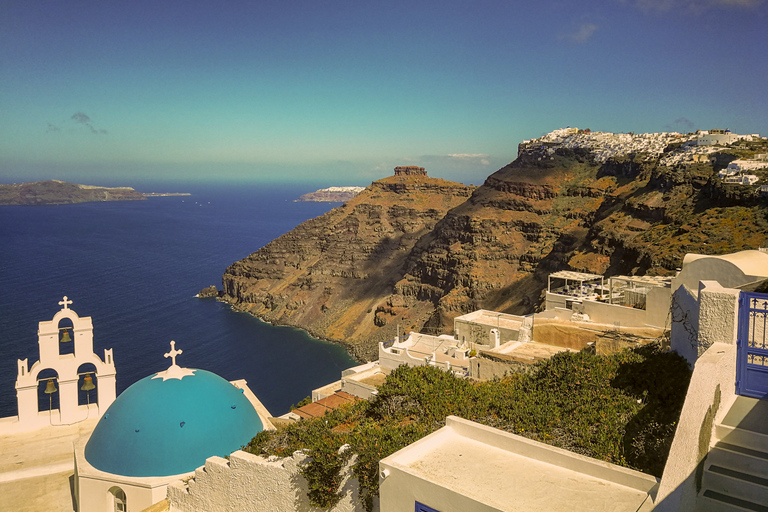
[565,23,599,43]
[448,153,491,165]
[664,117,695,132]
[46,122,61,133]
[71,112,92,125]
[68,111,108,135]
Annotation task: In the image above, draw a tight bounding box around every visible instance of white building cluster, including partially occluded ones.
[716,155,768,186]
[522,128,696,163]
[522,127,766,168]
[318,186,366,193]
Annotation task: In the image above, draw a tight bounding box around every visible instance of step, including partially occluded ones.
[702,464,768,507]
[699,490,768,512]
[708,442,768,477]
[720,396,768,433]
[716,424,768,453]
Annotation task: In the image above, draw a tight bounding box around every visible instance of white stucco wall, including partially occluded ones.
[582,300,647,327]
[671,281,740,366]
[454,318,521,348]
[74,440,179,512]
[670,286,700,365]
[168,450,367,512]
[656,279,742,510]
[672,251,768,294]
[653,343,737,511]
[696,282,740,356]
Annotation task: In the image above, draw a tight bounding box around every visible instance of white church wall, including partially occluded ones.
[168,450,368,512]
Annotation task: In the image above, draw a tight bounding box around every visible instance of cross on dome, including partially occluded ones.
[59,296,73,310]
[164,340,183,367]
[153,340,195,381]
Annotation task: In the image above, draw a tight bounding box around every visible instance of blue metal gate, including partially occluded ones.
[736,292,768,398]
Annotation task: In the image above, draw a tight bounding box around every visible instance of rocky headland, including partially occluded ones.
[221,130,768,360]
[297,186,365,202]
[0,180,146,205]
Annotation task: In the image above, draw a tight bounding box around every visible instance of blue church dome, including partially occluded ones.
[85,368,263,477]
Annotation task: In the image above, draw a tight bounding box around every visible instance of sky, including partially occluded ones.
[1,0,766,187]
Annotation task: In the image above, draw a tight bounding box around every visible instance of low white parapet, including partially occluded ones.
[168,450,365,512]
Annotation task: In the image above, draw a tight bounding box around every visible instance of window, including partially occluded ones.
[109,487,126,512]
[415,502,440,512]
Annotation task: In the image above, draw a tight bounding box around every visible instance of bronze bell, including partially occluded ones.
[81,374,96,391]
[60,329,72,343]
[44,379,57,394]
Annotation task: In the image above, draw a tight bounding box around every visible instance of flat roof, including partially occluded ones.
[382,416,657,512]
[549,271,604,281]
[0,417,99,511]
[610,275,672,287]
[293,391,357,419]
[454,310,525,330]
[484,341,571,363]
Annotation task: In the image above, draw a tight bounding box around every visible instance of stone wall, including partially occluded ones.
[168,450,367,512]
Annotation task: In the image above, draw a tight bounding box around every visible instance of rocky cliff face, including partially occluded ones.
[222,173,474,360]
[0,180,146,205]
[223,132,768,359]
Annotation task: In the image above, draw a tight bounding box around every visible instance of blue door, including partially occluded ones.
[415,502,441,512]
[736,292,768,398]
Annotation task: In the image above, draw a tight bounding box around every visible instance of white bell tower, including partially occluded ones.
[12,296,117,432]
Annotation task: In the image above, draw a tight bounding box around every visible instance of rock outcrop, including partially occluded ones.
[197,285,220,298]
[223,132,768,359]
[0,180,146,205]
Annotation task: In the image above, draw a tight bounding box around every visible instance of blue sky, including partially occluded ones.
[1,0,766,186]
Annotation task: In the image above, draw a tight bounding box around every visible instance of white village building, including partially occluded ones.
[696,129,762,146]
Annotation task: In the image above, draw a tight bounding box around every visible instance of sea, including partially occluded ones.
[0,182,358,419]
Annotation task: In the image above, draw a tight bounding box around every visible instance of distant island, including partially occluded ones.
[0,180,189,206]
[143,192,192,197]
[296,186,365,202]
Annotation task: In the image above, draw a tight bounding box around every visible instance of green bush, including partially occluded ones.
[244,343,691,510]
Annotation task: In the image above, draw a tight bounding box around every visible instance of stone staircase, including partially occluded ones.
[698,396,768,511]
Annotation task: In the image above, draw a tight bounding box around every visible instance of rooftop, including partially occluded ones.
[292,391,358,419]
[381,416,657,512]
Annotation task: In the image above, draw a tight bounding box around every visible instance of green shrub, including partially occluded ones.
[244,343,691,510]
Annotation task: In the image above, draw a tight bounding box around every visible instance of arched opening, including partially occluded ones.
[77,363,98,406]
[107,486,126,512]
[58,318,75,356]
[37,368,60,412]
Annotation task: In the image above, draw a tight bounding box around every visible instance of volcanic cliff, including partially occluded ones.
[222,170,474,359]
[222,130,768,359]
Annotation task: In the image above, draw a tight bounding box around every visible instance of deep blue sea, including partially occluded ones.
[0,182,357,418]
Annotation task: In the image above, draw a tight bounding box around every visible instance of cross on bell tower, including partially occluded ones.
[59,296,73,310]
